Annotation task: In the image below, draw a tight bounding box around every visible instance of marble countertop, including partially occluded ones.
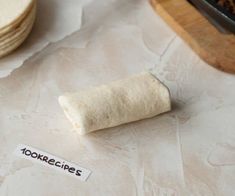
[0,0,235,195]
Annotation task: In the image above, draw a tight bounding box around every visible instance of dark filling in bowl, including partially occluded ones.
[214,0,235,14]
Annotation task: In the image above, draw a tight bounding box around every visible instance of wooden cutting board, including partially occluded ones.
[151,0,235,73]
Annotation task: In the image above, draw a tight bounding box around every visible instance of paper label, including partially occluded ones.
[14,144,91,181]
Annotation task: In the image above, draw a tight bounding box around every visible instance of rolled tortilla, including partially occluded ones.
[59,72,171,135]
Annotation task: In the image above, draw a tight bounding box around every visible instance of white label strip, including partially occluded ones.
[14,144,91,181]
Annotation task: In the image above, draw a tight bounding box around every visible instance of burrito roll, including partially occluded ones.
[58,72,171,135]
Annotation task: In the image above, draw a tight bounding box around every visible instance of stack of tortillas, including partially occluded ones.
[0,0,36,58]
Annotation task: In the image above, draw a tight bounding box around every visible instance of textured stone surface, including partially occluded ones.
[0,0,235,195]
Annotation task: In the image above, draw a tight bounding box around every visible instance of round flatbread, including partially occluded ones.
[0,19,34,52]
[0,22,33,58]
[0,0,34,36]
[0,4,36,58]
[0,4,36,48]
[0,2,35,42]
[0,0,33,29]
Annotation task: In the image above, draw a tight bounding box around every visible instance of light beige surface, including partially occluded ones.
[59,72,171,135]
[0,0,235,195]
